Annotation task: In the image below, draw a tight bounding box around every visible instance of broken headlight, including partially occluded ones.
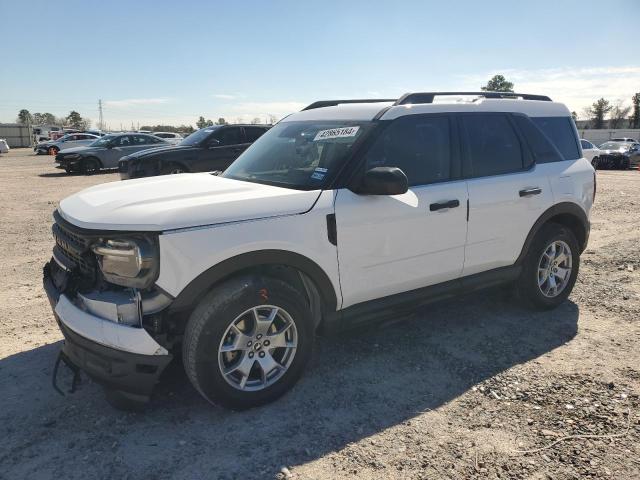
[92,237,158,289]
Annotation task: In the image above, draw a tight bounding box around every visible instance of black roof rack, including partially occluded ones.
[302,98,396,111]
[395,91,552,105]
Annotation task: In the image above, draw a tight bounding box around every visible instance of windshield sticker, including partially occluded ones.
[314,126,360,141]
[314,167,328,173]
[310,172,325,181]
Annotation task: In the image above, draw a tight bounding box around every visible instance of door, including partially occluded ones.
[199,126,245,172]
[335,114,468,309]
[460,113,554,276]
[103,135,137,167]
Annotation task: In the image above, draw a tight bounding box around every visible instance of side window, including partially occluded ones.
[461,114,524,177]
[115,135,132,146]
[214,127,242,146]
[364,115,452,186]
[513,115,563,164]
[245,127,267,142]
[531,117,580,160]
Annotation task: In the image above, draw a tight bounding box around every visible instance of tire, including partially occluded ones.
[160,162,187,175]
[517,223,580,310]
[82,157,101,175]
[591,157,599,169]
[48,146,59,156]
[182,275,314,409]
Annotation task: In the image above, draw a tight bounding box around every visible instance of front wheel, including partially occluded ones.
[160,162,187,175]
[591,157,599,169]
[48,146,59,156]
[82,157,101,175]
[517,223,580,310]
[182,276,314,409]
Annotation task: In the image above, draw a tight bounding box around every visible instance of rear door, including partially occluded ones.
[335,113,468,308]
[461,113,554,276]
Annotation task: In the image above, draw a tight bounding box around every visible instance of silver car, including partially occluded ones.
[35,133,100,155]
[54,133,169,174]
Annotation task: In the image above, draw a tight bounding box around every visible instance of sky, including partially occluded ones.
[1,0,639,129]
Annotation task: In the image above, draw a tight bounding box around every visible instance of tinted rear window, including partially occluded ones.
[531,117,580,160]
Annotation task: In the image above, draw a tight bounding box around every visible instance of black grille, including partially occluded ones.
[52,218,97,279]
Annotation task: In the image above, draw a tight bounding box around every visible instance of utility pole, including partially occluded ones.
[98,99,104,131]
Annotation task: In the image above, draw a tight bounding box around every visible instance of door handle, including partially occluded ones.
[429,199,460,211]
[519,187,542,197]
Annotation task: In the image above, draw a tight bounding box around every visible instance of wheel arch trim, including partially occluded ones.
[167,249,339,314]
[516,202,589,264]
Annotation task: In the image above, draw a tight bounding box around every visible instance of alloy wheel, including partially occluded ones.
[218,305,298,391]
[537,240,572,298]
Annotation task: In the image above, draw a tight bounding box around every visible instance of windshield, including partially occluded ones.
[222,121,372,190]
[90,134,117,147]
[599,142,628,150]
[179,126,220,146]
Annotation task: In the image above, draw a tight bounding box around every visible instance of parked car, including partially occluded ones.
[580,139,601,168]
[54,133,169,174]
[118,124,269,179]
[151,132,183,145]
[596,141,640,169]
[43,91,594,410]
[610,137,637,143]
[35,133,100,155]
[0,139,9,154]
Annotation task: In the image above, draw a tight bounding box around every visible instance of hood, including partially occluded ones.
[58,173,322,231]
[124,144,195,161]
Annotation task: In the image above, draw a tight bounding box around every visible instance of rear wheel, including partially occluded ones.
[591,157,599,169]
[48,146,59,156]
[182,275,313,409]
[517,223,580,310]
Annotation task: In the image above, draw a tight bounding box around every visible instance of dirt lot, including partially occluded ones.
[0,148,639,480]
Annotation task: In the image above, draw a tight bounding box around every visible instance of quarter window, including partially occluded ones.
[513,115,563,164]
[364,115,452,186]
[461,114,523,177]
[531,117,580,160]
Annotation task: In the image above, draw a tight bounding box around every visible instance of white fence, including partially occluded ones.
[578,129,640,146]
[0,123,31,147]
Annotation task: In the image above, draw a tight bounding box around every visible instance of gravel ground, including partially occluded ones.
[0,149,638,480]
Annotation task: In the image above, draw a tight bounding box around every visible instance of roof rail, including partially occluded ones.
[302,98,396,111]
[395,91,552,105]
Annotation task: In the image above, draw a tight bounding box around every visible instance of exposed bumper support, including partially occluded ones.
[43,264,173,399]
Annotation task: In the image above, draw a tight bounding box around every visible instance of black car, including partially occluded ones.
[596,141,640,169]
[118,124,270,179]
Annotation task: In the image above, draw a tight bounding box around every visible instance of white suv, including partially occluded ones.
[43,92,595,409]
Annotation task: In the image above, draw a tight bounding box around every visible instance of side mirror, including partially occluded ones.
[356,167,408,195]
[208,139,220,148]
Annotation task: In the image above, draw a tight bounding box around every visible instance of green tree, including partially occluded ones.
[216,117,227,125]
[66,111,84,129]
[17,109,32,125]
[196,116,214,129]
[42,113,57,125]
[481,74,514,92]
[587,98,612,129]
[571,111,578,122]
[632,93,640,129]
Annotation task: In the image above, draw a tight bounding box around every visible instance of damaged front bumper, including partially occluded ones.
[43,262,173,401]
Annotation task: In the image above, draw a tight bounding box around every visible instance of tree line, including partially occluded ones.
[17,109,91,129]
[481,75,640,129]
